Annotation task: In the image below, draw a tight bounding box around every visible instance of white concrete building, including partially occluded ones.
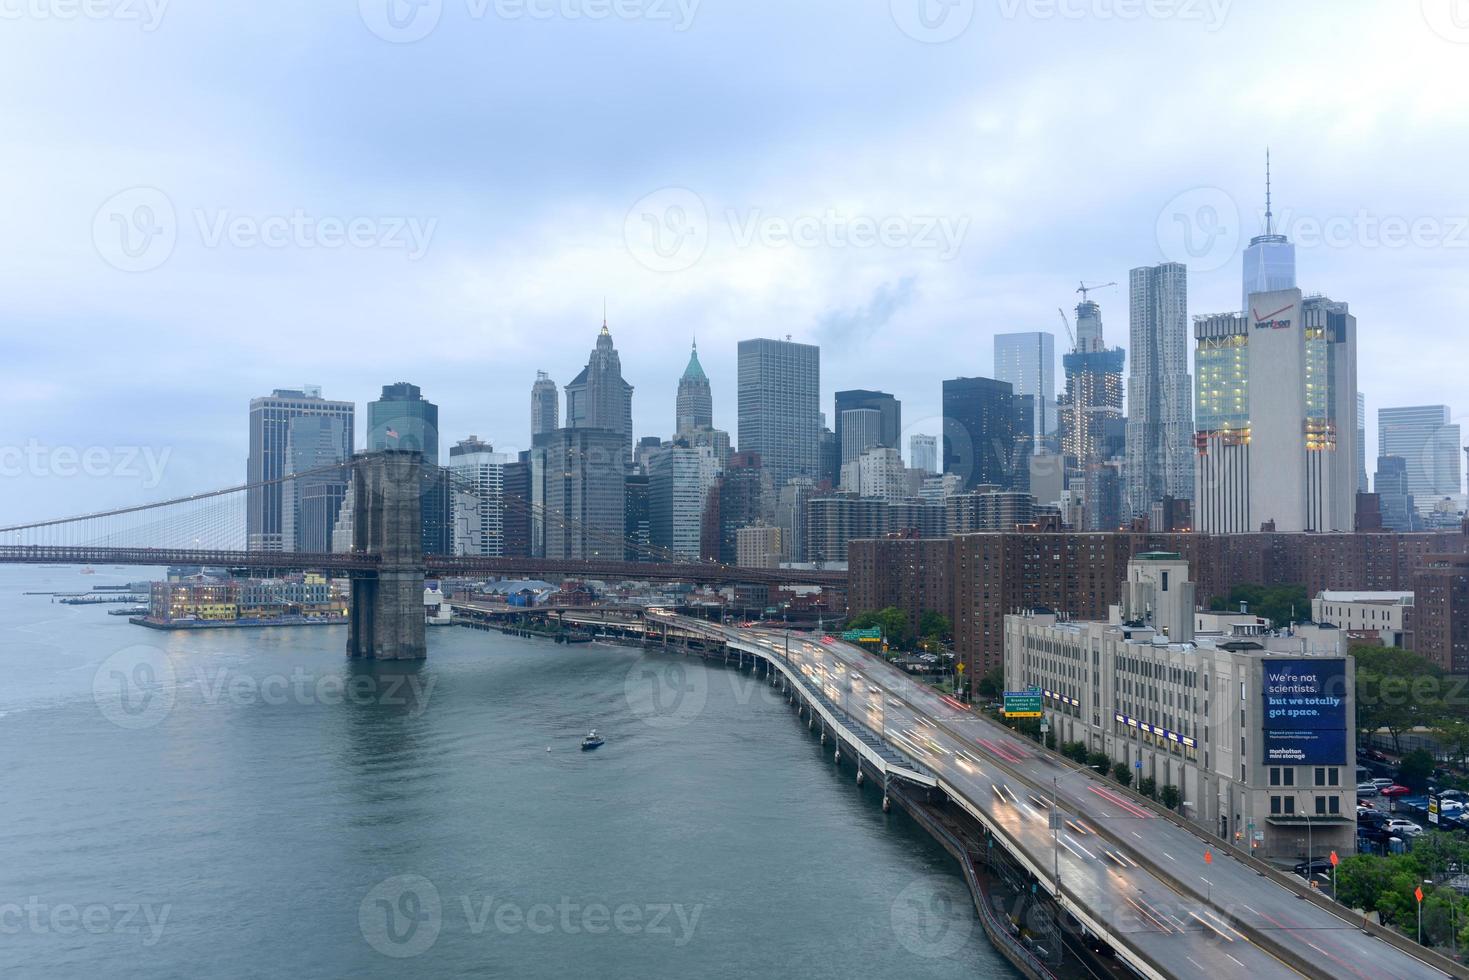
[1193,288,1358,533]
[1005,553,1354,861]
[1313,591,1413,647]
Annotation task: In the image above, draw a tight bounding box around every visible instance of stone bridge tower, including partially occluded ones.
[347,451,427,659]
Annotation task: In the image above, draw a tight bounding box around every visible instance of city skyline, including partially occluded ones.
[6,5,1467,523]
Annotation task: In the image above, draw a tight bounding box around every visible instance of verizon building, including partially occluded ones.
[1193,287,1358,533]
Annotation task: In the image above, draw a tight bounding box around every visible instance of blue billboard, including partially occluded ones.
[1261,658,1348,765]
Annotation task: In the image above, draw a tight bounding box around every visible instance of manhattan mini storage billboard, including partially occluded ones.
[1262,658,1349,765]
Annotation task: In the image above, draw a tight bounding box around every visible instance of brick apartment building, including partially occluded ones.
[850,530,1469,682]
[1414,554,1469,672]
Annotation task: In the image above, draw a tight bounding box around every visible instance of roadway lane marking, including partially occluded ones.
[1226,953,1245,967]
[1186,957,1204,971]
[1163,852,1175,861]
[1062,835,1096,860]
[1241,904,1258,915]
[1189,910,1236,942]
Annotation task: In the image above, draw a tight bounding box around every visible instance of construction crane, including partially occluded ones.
[1076,280,1117,303]
[1056,307,1075,352]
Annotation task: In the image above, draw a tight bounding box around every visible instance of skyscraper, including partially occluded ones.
[737,338,820,491]
[910,434,939,475]
[1357,392,1369,494]
[531,371,559,441]
[675,340,713,435]
[1241,151,1297,311]
[1193,289,1358,533]
[281,414,351,554]
[566,319,635,461]
[1374,455,1419,532]
[1125,262,1194,521]
[993,332,1056,445]
[833,390,901,456]
[648,442,719,560]
[1058,300,1126,475]
[840,408,882,465]
[942,377,1017,491]
[247,386,354,552]
[530,427,626,560]
[367,382,449,555]
[448,436,510,556]
[367,382,440,463]
[1379,405,1463,515]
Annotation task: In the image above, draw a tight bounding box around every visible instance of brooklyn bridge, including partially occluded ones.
[0,451,847,659]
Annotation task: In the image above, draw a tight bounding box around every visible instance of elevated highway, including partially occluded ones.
[665,615,1456,980]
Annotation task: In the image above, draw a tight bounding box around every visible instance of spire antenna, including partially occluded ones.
[1265,147,1273,236]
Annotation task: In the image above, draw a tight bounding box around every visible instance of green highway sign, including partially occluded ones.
[841,628,883,642]
[1003,690,1043,718]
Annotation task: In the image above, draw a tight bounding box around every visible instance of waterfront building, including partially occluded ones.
[530,427,626,560]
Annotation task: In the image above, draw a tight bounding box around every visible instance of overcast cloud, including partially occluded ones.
[2,0,1467,522]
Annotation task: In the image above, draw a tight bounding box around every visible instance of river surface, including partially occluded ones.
[0,566,1015,978]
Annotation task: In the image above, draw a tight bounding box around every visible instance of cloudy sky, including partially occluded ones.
[2,0,1467,522]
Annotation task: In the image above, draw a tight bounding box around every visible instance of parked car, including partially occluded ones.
[1293,859,1334,878]
[1440,789,1467,801]
[1366,749,1390,763]
[1379,784,1413,797]
[1357,782,1380,796]
[1385,819,1422,837]
[1371,777,1395,790]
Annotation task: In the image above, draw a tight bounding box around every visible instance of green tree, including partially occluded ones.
[1398,748,1435,793]
[1159,785,1181,810]
[977,669,1002,699]
[918,610,952,643]
[1111,762,1133,787]
[1355,645,1446,754]
[1208,583,1309,626]
[847,607,915,650]
[1138,776,1157,800]
[1086,751,1111,772]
